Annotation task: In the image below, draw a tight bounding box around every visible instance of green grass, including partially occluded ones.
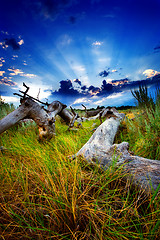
[0,104,160,239]
[0,101,15,119]
[115,104,160,160]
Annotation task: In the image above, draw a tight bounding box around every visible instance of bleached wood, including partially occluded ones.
[76,117,160,192]
[0,98,55,139]
[0,98,79,138]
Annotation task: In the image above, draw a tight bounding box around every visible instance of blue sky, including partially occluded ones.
[0,0,160,108]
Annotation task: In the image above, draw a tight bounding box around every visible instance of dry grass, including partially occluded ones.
[0,106,160,239]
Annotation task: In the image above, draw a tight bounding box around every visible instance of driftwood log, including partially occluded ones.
[0,98,55,139]
[48,102,79,128]
[76,117,160,193]
[0,98,80,139]
[82,104,103,118]
[0,83,81,138]
[80,106,125,124]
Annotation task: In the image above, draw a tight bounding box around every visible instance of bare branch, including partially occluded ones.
[19,91,49,106]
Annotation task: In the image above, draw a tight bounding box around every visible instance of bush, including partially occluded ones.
[0,96,15,119]
[131,85,155,109]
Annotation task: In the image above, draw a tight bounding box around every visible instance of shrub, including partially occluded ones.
[131,85,155,109]
[0,96,15,119]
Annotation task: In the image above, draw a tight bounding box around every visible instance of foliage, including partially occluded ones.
[0,110,160,239]
[131,85,155,109]
[116,86,160,160]
[116,105,160,160]
[0,96,15,119]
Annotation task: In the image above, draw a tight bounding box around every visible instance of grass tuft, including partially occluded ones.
[0,103,160,239]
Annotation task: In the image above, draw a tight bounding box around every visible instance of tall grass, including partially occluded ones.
[131,85,155,109]
[0,95,160,239]
[116,103,160,160]
[0,110,160,239]
[116,86,160,160]
[0,97,15,120]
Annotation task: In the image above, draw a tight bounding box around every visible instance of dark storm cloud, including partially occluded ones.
[89,86,100,94]
[88,85,100,94]
[51,74,160,105]
[110,78,129,85]
[81,85,87,90]
[88,85,95,91]
[101,80,112,92]
[74,78,81,85]
[54,79,80,96]
[2,38,20,50]
[51,79,89,100]
[99,70,110,78]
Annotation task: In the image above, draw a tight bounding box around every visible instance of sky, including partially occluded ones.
[0,0,160,108]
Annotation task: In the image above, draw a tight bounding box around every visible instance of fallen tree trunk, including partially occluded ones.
[0,97,80,138]
[78,107,125,124]
[0,98,55,139]
[76,117,160,193]
[47,101,79,128]
[82,104,103,118]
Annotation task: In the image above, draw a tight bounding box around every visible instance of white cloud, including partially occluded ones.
[0,57,5,62]
[22,73,37,78]
[18,39,24,45]
[107,92,124,99]
[143,69,160,78]
[80,75,89,84]
[0,71,5,76]
[0,77,17,86]
[18,81,51,101]
[93,97,106,105]
[12,55,18,60]
[72,64,89,85]
[98,57,111,65]
[23,61,27,65]
[8,68,37,78]
[8,68,24,76]
[1,96,19,104]
[111,69,118,73]
[93,92,124,105]
[92,41,103,46]
[72,65,86,73]
[73,97,89,104]
[0,42,6,49]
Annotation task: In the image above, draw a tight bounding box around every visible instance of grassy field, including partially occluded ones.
[0,101,160,239]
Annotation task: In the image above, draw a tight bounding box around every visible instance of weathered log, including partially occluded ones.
[76,117,160,193]
[58,108,74,125]
[99,107,126,121]
[47,101,78,128]
[82,104,103,118]
[0,98,55,139]
[0,97,80,138]
[79,106,125,125]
